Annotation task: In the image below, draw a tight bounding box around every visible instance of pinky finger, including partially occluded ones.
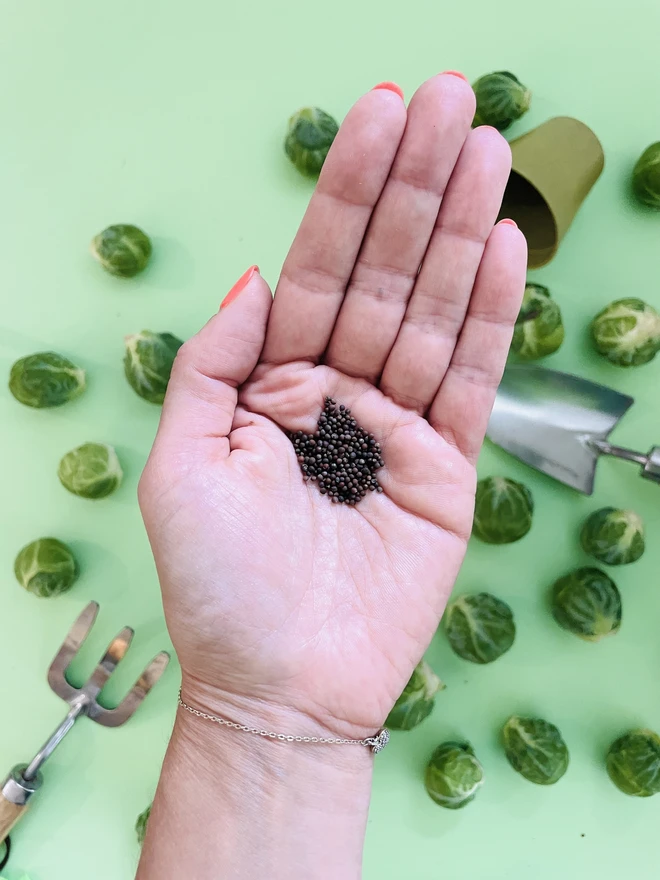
[428,222,527,463]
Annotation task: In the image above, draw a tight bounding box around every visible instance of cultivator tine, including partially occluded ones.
[2,601,170,839]
[84,627,134,700]
[47,602,99,701]
[90,651,170,727]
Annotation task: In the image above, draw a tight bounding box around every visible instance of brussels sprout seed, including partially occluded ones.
[289,398,383,504]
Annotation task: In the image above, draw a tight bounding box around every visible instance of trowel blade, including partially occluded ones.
[487,365,634,494]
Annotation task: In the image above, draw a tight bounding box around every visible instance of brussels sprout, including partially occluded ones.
[58,442,123,499]
[136,803,152,845]
[472,476,534,544]
[425,741,484,809]
[90,224,152,277]
[551,567,621,641]
[444,593,515,664]
[9,351,86,408]
[472,71,531,131]
[284,107,339,177]
[502,716,569,785]
[591,298,660,367]
[124,331,183,404]
[14,537,78,598]
[511,283,564,360]
[386,661,445,731]
[606,729,660,797]
[580,507,645,566]
[632,142,660,209]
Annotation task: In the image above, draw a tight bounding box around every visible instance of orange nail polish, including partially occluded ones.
[441,71,469,82]
[221,266,259,310]
[499,219,518,228]
[372,82,404,100]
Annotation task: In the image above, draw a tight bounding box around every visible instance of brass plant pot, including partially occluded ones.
[499,117,605,268]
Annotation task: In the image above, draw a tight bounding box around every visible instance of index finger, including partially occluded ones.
[261,86,407,366]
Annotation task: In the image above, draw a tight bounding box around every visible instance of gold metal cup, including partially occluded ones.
[499,117,605,268]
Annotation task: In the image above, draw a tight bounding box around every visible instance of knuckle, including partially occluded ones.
[172,340,195,372]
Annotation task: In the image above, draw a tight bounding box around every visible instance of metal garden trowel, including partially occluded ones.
[487,365,660,494]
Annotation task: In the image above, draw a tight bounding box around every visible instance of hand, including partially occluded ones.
[139,74,527,741]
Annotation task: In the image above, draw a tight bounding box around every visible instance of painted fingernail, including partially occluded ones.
[499,219,518,228]
[221,265,259,310]
[441,71,469,82]
[372,82,404,100]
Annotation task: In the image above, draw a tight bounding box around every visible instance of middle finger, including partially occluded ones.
[379,125,512,412]
[324,73,476,382]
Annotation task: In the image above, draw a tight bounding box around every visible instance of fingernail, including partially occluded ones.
[441,71,469,82]
[372,82,404,100]
[221,265,259,310]
[499,219,518,228]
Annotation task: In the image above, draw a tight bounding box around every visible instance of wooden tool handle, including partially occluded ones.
[0,792,27,843]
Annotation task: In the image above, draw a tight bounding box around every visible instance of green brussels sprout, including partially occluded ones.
[136,803,152,845]
[284,107,339,177]
[14,537,79,598]
[472,476,534,544]
[425,741,485,809]
[606,729,660,797]
[632,142,660,209]
[502,716,569,785]
[9,351,86,408]
[510,283,564,360]
[386,661,445,731]
[90,224,152,277]
[550,567,621,641]
[58,442,123,499]
[444,592,515,664]
[124,330,183,404]
[472,71,531,131]
[591,298,660,367]
[580,507,645,566]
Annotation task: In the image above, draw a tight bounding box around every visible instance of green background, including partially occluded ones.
[1,1,659,877]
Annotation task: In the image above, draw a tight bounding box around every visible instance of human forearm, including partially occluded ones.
[136,689,374,879]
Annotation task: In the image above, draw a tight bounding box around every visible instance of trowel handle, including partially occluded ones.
[0,764,42,844]
[593,441,660,485]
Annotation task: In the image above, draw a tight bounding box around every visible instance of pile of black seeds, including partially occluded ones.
[288,397,384,505]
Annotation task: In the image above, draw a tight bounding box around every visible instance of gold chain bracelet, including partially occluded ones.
[178,691,390,754]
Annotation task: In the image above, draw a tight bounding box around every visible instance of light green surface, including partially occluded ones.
[1,1,659,877]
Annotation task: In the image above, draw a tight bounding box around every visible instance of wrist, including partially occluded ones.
[138,680,375,878]
[176,676,376,789]
[180,670,385,743]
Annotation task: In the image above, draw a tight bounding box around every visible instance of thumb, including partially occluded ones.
[155,266,272,450]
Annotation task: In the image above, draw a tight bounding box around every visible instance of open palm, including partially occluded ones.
[139,74,527,741]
